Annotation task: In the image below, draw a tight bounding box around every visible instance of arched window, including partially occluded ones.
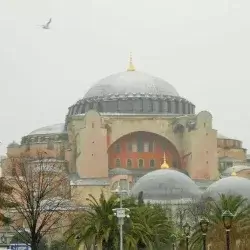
[126,159,132,168]
[137,135,144,152]
[115,159,121,168]
[138,159,144,168]
[175,101,179,113]
[182,102,186,114]
[148,99,153,112]
[150,159,155,168]
[149,141,154,152]
[89,102,94,109]
[167,100,171,113]
[115,143,120,153]
[97,102,103,112]
[144,142,149,152]
[127,142,132,152]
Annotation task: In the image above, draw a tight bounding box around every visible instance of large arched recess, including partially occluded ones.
[108,131,181,170]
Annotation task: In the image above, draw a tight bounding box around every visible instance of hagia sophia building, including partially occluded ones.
[2,55,250,203]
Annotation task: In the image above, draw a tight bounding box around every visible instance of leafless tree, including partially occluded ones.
[4,151,74,250]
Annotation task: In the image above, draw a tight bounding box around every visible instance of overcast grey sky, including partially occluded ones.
[0,0,250,154]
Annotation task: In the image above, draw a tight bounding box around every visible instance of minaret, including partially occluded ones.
[127,52,135,71]
[161,152,170,169]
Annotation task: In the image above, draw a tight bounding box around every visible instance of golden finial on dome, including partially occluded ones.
[161,152,170,169]
[231,168,237,176]
[127,52,135,71]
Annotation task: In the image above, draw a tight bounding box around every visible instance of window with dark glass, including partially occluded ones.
[127,159,132,168]
[138,159,144,168]
[127,142,132,152]
[138,99,143,112]
[149,141,154,152]
[175,101,179,113]
[89,102,94,109]
[187,104,191,114]
[115,158,121,168]
[137,137,144,152]
[182,102,185,114]
[97,102,103,112]
[167,100,171,113]
[150,159,155,168]
[115,143,121,153]
[128,101,133,112]
[148,99,153,112]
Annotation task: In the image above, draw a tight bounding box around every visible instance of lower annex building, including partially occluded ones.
[3,57,249,202]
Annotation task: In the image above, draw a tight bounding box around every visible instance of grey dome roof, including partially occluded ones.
[203,176,250,200]
[7,141,20,148]
[84,71,179,98]
[109,168,132,176]
[222,165,250,176]
[29,123,65,135]
[131,169,201,201]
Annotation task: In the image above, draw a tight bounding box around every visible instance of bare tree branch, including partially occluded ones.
[4,151,74,250]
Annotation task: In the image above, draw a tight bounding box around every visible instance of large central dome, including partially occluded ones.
[66,60,195,121]
[84,71,179,98]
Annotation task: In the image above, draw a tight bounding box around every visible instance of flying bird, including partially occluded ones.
[40,18,52,29]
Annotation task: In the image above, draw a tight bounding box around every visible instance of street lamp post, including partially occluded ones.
[170,234,177,250]
[222,210,234,250]
[183,222,191,250]
[199,218,209,250]
[112,185,130,250]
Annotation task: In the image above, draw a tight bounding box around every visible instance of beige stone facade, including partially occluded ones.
[2,67,247,204]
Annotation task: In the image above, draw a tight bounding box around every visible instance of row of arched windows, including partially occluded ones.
[68,98,195,116]
[114,141,155,153]
[115,158,156,168]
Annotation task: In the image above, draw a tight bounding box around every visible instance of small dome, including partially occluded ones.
[84,71,179,99]
[7,141,19,148]
[29,123,65,135]
[203,176,250,200]
[109,168,132,176]
[131,169,201,201]
[222,165,250,176]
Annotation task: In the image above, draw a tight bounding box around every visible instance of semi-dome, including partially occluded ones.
[203,176,250,200]
[84,71,179,99]
[29,124,65,135]
[130,168,201,201]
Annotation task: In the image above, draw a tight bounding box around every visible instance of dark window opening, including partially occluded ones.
[137,137,144,152]
[167,101,171,113]
[148,100,153,112]
[115,143,121,153]
[150,159,155,168]
[138,159,144,168]
[127,159,132,168]
[175,101,179,113]
[182,102,186,114]
[127,142,132,152]
[149,141,154,152]
[89,102,94,109]
[115,159,121,168]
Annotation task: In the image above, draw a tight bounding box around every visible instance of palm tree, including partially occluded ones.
[190,194,250,249]
[66,192,174,249]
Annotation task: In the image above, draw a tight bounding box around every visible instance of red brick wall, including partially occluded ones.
[108,132,180,169]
